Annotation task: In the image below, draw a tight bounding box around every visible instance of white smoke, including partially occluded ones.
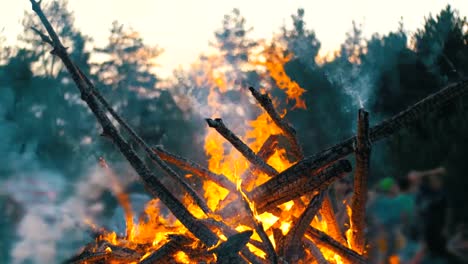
[1,165,135,264]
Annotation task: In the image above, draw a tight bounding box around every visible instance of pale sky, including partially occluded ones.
[1,0,467,77]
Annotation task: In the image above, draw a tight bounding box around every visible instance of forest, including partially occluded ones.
[0,1,467,263]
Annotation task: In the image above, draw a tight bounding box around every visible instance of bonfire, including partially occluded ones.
[26,1,468,263]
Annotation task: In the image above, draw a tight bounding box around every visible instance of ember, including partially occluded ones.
[26,0,468,263]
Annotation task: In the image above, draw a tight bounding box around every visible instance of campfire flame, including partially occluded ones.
[74,44,360,264]
[29,2,468,262]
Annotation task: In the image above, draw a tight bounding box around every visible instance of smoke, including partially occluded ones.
[326,63,375,110]
[0,163,137,264]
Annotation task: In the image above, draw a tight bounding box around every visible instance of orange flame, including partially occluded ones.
[85,39,359,264]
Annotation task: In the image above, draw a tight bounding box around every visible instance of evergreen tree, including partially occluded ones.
[20,0,91,78]
[281,8,321,70]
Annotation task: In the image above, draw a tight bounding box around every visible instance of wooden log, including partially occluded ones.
[260,79,468,192]
[64,253,107,264]
[257,134,280,160]
[267,208,359,264]
[303,239,329,264]
[252,159,352,213]
[81,69,213,217]
[106,244,142,262]
[238,190,278,264]
[139,235,193,264]
[153,146,236,192]
[248,87,303,160]
[319,193,347,246]
[29,0,218,247]
[206,118,278,176]
[210,231,254,264]
[306,227,366,264]
[241,134,280,190]
[283,192,324,263]
[200,217,268,254]
[64,247,107,264]
[349,108,370,254]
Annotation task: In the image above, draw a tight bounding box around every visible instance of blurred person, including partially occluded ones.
[396,175,419,263]
[367,177,406,264]
[409,167,453,264]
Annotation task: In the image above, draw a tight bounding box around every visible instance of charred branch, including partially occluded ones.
[153,145,236,192]
[241,134,280,190]
[78,68,213,217]
[248,87,303,160]
[319,193,347,246]
[206,118,278,176]
[306,227,366,264]
[238,190,278,264]
[269,80,468,190]
[349,108,370,254]
[252,159,352,213]
[210,230,253,264]
[29,0,218,246]
[257,134,280,160]
[139,235,194,264]
[283,193,324,263]
[303,239,329,264]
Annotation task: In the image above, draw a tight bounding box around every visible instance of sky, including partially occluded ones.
[1,0,467,77]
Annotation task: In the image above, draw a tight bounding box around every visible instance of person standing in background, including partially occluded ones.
[406,167,458,264]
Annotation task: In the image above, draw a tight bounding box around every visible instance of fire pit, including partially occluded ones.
[27,1,468,263]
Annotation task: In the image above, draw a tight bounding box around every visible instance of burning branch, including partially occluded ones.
[257,134,280,160]
[238,190,278,264]
[209,231,255,264]
[206,118,278,176]
[252,159,352,213]
[349,109,370,253]
[153,145,237,192]
[248,87,303,159]
[306,227,366,264]
[29,0,219,246]
[241,134,280,190]
[275,79,468,190]
[78,68,213,217]
[283,192,324,263]
[303,239,329,264]
[319,193,347,246]
[139,235,193,264]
